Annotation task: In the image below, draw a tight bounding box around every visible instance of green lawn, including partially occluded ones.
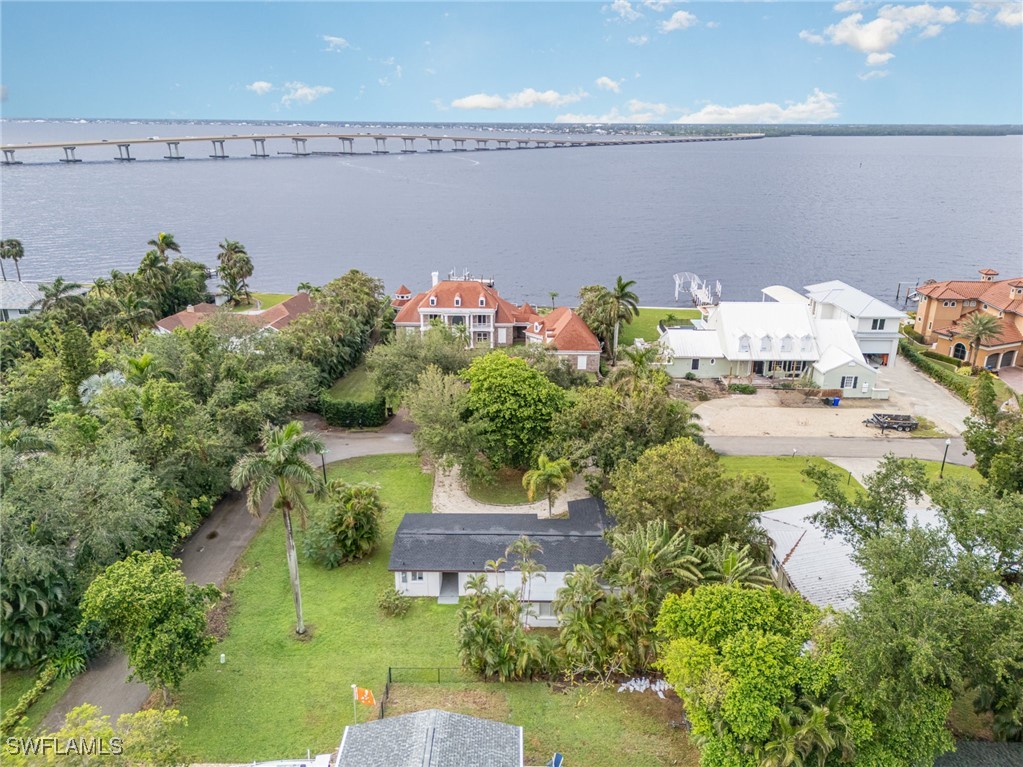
[175,454,455,761]
[907,459,984,488]
[326,364,377,403]
[467,467,530,505]
[719,456,864,509]
[229,292,292,312]
[0,670,73,734]
[620,307,702,345]
[384,682,698,767]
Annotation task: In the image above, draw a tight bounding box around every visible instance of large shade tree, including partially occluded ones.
[231,420,326,635]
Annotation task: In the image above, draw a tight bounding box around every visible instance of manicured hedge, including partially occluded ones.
[728,383,757,395]
[898,339,974,402]
[319,393,388,428]
[902,325,927,344]
[922,349,964,367]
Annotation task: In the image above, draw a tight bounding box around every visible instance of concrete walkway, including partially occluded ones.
[42,422,416,730]
[706,435,972,465]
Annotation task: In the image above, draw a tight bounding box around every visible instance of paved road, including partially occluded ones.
[706,435,973,465]
[42,426,415,730]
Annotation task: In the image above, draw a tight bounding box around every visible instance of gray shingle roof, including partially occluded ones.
[389,498,612,573]
[337,709,522,767]
[933,742,1023,766]
[0,281,45,311]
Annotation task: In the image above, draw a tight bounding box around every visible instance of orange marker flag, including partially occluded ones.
[355,686,376,707]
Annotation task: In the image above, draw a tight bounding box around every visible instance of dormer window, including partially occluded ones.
[454,295,462,307]
[801,334,814,352]
[760,335,772,352]
[738,334,751,353]
[534,322,541,332]
[479,297,486,307]
[780,335,793,352]
[429,297,437,307]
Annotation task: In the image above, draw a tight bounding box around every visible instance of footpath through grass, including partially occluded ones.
[719,456,864,508]
[620,307,702,345]
[326,364,377,403]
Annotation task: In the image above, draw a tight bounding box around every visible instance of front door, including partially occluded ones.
[753,361,765,376]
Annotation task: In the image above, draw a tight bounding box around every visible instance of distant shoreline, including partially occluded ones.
[2,117,1021,138]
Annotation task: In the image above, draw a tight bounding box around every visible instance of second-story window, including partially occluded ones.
[871,318,886,330]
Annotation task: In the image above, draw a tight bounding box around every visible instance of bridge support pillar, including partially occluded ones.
[338,138,354,154]
[250,139,268,158]
[2,149,19,165]
[428,138,442,152]
[209,140,228,159]
[373,137,388,154]
[164,142,184,159]
[292,138,310,156]
[452,139,466,151]
[474,139,489,150]
[514,140,528,149]
[401,137,417,153]
[60,146,82,163]
[497,140,510,150]
[115,144,135,161]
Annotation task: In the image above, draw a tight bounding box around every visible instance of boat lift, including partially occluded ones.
[673,271,721,307]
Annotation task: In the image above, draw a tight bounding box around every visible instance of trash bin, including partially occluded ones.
[832,397,841,407]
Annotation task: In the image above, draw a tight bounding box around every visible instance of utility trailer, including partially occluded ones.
[863,413,919,433]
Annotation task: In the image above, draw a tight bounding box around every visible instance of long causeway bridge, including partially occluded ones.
[1,131,765,164]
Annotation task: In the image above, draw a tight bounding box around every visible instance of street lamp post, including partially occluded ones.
[319,448,329,485]
[939,438,951,479]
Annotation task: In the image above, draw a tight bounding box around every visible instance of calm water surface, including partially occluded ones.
[2,120,1021,305]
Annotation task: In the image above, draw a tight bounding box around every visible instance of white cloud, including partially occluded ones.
[660,10,699,32]
[800,4,962,64]
[994,2,1022,25]
[628,34,650,45]
[967,7,989,23]
[378,77,391,87]
[322,35,351,52]
[866,51,895,65]
[596,76,624,93]
[451,88,588,110]
[280,82,333,106]
[858,69,890,79]
[833,0,867,11]
[627,99,670,116]
[246,81,274,96]
[607,0,642,21]
[674,88,840,124]
[643,0,675,11]
[706,20,720,29]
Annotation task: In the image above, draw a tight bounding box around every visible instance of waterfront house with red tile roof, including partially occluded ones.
[913,268,1023,370]
[155,292,313,334]
[392,273,601,370]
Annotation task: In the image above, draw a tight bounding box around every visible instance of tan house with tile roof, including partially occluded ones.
[392,273,601,370]
[913,268,1023,371]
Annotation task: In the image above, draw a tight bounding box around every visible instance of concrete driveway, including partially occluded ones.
[875,360,972,435]
[997,366,1023,396]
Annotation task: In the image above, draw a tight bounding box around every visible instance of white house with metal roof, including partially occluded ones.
[0,281,45,321]
[804,280,907,368]
[657,301,881,397]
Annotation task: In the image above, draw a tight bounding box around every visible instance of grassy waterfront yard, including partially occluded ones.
[228,291,292,312]
[620,307,702,344]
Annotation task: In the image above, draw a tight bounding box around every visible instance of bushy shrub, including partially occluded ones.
[684,371,697,381]
[318,393,388,428]
[304,481,384,568]
[902,325,926,344]
[377,587,412,618]
[728,383,757,395]
[922,349,963,367]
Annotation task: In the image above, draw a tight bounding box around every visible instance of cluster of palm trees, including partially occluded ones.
[576,276,640,364]
[217,240,254,306]
[0,239,25,280]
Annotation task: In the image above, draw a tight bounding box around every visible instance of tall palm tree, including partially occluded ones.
[147,232,181,262]
[30,277,84,313]
[608,346,660,393]
[110,293,157,342]
[522,453,574,516]
[231,421,326,635]
[605,521,702,607]
[1,239,25,280]
[126,352,171,385]
[549,291,559,310]
[609,276,640,365]
[138,250,172,297]
[961,312,1003,368]
[505,535,545,627]
[297,281,313,293]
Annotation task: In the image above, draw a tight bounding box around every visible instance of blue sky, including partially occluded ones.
[2,1,1021,123]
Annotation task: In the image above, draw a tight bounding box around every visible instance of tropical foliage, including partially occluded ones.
[522,453,574,515]
[304,481,385,567]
